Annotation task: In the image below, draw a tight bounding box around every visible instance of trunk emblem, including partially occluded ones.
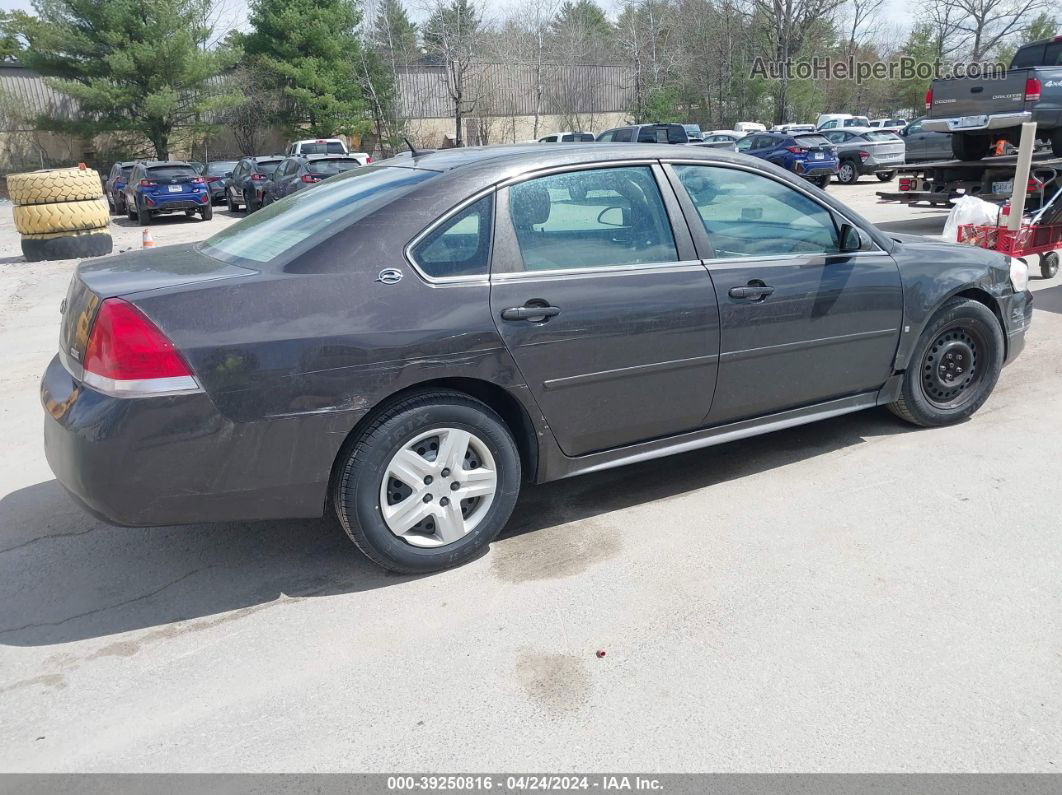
[377,268,403,285]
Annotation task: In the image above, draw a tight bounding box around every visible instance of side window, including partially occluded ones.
[822,120,836,130]
[411,194,493,279]
[824,131,844,143]
[506,166,677,271]
[906,121,922,134]
[673,164,841,258]
[598,131,614,142]
[735,136,753,152]
[613,128,633,143]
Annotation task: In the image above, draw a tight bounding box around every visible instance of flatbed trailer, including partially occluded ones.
[876,152,1062,209]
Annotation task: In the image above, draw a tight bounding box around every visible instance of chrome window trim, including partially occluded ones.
[496,159,658,189]
[81,370,203,398]
[491,260,705,282]
[663,158,887,254]
[404,185,497,286]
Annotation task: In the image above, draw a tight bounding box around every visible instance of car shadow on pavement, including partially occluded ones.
[0,408,913,647]
[1031,283,1062,314]
[110,215,212,228]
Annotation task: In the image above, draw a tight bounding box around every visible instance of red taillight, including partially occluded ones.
[250,173,265,181]
[899,177,915,191]
[924,87,933,111]
[858,150,870,161]
[83,299,193,383]
[786,146,805,154]
[139,179,156,187]
[1024,77,1041,102]
[365,156,372,164]
[301,174,320,183]
[1027,177,1044,192]
[191,176,204,184]
[206,176,220,183]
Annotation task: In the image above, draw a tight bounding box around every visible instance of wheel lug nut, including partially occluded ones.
[439,497,449,506]
[423,494,432,503]
[450,482,460,491]
[423,475,433,485]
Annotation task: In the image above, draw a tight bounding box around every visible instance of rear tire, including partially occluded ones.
[813,175,830,189]
[951,133,990,161]
[136,202,151,225]
[876,171,897,182]
[837,160,859,184]
[200,203,213,221]
[226,193,237,212]
[1041,251,1059,279]
[332,389,521,574]
[888,297,1004,427]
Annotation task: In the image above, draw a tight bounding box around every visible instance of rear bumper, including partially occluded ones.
[860,156,904,173]
[923,112,1031,133]
[146,196,209,212]
[1001,289,1033,364]
[41,355,339,527]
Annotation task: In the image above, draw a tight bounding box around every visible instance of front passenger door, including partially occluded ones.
[669,163,903,425]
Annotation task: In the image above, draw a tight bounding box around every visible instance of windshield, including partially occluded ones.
[201,166,436,268]
[307,159,364,176]
[147,165,197,179]
[206,161,238,175]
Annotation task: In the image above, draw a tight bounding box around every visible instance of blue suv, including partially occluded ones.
[122,160,211,225]
[736,132,838,188]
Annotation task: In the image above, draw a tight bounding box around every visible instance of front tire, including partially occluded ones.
[837,160,859,184]
[889,297,1004,427]
[333,390,521,574]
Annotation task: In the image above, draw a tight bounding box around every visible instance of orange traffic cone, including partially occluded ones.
[142,228,155,248]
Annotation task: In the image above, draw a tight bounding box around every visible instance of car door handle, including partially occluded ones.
[501,305,561,321]
[728,285,775,300]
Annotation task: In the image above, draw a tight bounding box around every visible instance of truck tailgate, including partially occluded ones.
[930,70,1030,118]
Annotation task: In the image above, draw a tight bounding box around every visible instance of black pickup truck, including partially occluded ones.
[924,36,1062,160]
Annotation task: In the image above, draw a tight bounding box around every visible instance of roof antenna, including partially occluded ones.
[404,137,419,156]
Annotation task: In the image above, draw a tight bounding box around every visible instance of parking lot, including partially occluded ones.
[1,182,1060,772]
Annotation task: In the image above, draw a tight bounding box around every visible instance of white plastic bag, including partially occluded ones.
[943,195,1002,244]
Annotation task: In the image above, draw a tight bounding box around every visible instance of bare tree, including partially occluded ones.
[936,0,1049,60]
[423,0,483,146]
[216,67,283,155]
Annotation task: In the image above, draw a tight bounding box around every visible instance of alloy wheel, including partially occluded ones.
[379,427,498,548]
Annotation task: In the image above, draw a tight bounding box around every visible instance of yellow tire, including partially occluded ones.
[13,198,110,235]
[6,167,103,205]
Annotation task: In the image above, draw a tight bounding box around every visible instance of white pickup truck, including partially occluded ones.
[923,36,1062,160]
[285,138,372,165]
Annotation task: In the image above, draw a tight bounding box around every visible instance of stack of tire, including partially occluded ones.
[7,166,113,262]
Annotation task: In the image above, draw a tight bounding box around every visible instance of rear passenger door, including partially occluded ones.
[489,164,720,457]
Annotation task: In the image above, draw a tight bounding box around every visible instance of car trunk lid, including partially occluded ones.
[59,244,254,375]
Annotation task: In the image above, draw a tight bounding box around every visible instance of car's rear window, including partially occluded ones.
[201,166,436,268]
[637,125,687,143]
[254,159,283,175]
[299,142,346,154]
[863,131,900,142]
[120,166,134,177]
[307,159,364,176]
[206,161,239,175]
[147,165,197,179]
[561,133,595,142]
[795,134,832,147]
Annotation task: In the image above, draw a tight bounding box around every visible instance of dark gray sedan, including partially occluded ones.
[42,144,1033,573]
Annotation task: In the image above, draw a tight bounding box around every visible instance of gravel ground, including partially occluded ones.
[0,181,1059,772]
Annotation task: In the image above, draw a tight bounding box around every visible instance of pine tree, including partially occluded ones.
[373,0,418,62]
[19,0,236,159]
[242,0,370,138]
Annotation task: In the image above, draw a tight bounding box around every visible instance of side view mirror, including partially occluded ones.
[839,223,863,253]
[597,206,625,227]
[224,171,232,178]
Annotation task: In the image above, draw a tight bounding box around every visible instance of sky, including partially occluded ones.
[1,0,917,41]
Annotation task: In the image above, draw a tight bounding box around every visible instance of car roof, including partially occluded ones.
[139,160,193,167]
[303,153,362,160]
[243,155,285,162]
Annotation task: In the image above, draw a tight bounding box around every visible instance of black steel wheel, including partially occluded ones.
[889,297,1003,427]
[1040,251,1059,279]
